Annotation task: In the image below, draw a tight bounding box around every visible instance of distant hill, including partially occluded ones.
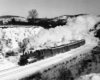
[0,14,88,28]
[0,15,25,19]
[0,15,28,25]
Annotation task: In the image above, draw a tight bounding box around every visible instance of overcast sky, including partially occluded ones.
[0,0,100,18]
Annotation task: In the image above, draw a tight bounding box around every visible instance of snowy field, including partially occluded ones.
[0,14,100,74]
[0,27,42,71]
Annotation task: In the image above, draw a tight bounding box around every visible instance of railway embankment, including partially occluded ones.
[19,42,100,80]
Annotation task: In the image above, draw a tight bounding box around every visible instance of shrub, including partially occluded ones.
[20,72,42,80]
[57,67,74,80]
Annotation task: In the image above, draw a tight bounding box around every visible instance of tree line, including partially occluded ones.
[0,9,67,29]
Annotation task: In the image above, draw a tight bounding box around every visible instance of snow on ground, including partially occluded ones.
[0,15,100,56]
[0,27,42,55]
[76,73,100,80]
[0,59,17,71]
[0,27,42,71]
[0,55,17,71]
[0,14,100,71]
[0,41,94,80]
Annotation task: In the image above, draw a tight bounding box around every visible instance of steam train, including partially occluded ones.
[18,39,85,66]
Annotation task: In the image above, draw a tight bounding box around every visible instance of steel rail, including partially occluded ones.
[0,41,95,80]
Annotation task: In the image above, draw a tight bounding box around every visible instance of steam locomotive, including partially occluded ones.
[18,39,85,66]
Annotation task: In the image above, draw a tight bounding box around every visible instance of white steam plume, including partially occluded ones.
[0,15,100,55]
[27,15,100,50]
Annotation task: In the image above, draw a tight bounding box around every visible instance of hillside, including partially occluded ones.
[0,14,100,63]
[0,14,100,80]
[0,15,24,18]
[0,14,89,29]
[0,15,28,25]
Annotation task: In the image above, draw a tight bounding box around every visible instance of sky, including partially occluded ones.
[0,0,100,18]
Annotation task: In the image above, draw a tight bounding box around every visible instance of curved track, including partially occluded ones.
[0,41,96,80]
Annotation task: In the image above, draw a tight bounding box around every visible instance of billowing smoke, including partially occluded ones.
[0,27,42,55]
[0,15,100,56]
[26,15,100,50]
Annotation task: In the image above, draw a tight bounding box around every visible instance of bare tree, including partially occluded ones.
[28,9,38,19]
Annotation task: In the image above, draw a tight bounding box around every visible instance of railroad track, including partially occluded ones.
[0,41,96,80]
[0,40,96,80]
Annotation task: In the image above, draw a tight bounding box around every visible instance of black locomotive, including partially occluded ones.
[18,39,85,66]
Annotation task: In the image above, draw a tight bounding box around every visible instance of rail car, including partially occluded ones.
[18,39,85,66]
